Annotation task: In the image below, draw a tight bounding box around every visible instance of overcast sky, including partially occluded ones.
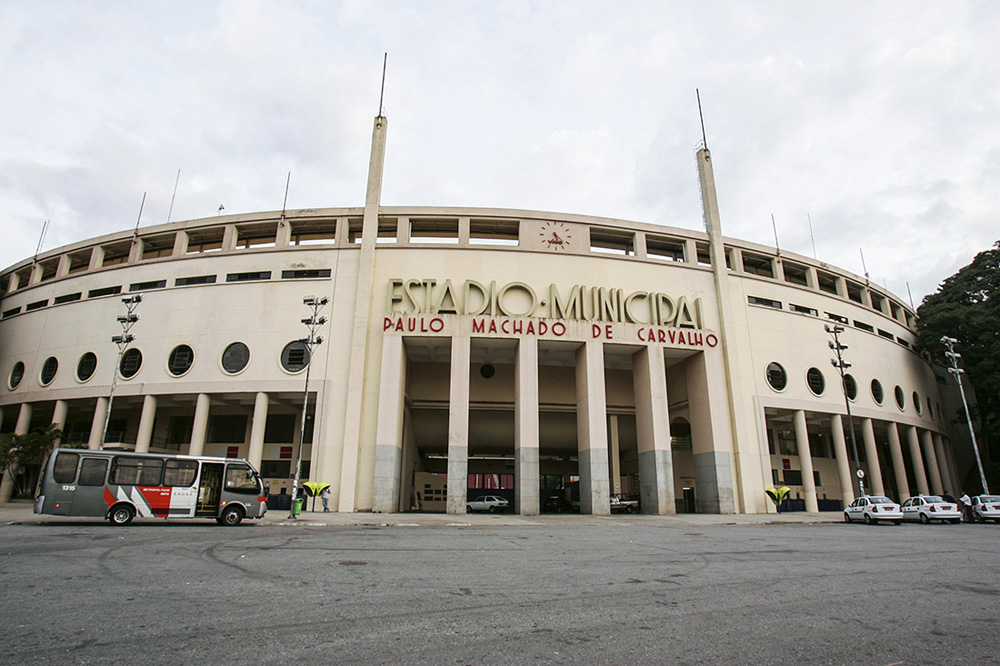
[2,1,998,306]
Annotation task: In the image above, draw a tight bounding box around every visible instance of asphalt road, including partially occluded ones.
[0,520,997,665]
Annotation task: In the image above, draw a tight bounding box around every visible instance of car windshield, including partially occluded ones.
[924,496,944,503]
[870,497,894,504]
[979,495,1000,502]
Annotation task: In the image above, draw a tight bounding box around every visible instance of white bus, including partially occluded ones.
[34,448,268,526]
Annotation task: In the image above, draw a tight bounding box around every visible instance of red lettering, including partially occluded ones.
[526,320,535,335]
[472,319,485,333]
[420,318,429,332]
[551,322,564,336]
[489,320,498,333]
[637,328,646,342]
[430,318,444,332]
[384,317,393,331]
[394,319,404,332]
[668,330,676,344]
[513,320,523,334]
[689,332,703,346]
[501,319,510,334]
[592,324,602,338]
[605,325,613,339]
[657,330,665,343]
[407,318,416,332]
[539,321,548,335]
[706,333,718,347]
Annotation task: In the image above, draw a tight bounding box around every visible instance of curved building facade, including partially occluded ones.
[0,118,967,514]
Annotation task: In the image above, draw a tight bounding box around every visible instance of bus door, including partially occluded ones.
[196,463,224,517]
[71,457,111,517]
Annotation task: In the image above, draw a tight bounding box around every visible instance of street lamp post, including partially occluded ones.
[101,295,142,449]
[940,336,990,494]
[826,324,865,498]
[288,295,329,519]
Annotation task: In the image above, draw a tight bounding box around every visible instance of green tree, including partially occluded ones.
[0,424,67,499]
[917,241,1000,489]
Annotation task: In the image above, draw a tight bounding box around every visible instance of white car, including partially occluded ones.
[900,495,961,524]
[844,495,903,525]
[970,495,1000,523]
[466,495,509,513]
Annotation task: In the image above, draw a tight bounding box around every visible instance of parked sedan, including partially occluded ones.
[466,495,509,513]
[971,495,1000,523]
[844,495,903,524]
[900,495,961,524]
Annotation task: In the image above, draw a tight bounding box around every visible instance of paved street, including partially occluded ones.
[1,508,997,665]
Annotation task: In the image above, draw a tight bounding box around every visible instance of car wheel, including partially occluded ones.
[864,514,873,525]
[920,513,930,524]
[974,512,983,523]
[625,505,634,514]
[466,505,472,513]
[219,505,244,526]
[893,520,902,525]
[489,506,497,513]
[951,519,961,524]
[108,504,135,526]
[844,513,851,523]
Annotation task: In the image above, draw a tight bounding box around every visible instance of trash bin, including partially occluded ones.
[293,498,304,515]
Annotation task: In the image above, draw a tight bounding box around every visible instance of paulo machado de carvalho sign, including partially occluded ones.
[383,279,719,348]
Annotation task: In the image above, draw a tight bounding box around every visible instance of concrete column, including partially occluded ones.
[793,411,819,512]
[886,423,910,502]
[773,258,786,282]
[221,224,238,252]
[446,337,470,515]
[172,230,190,256]
[247,393,269,469]
[275,220,291,248]
[576,341,610,515]
[88,397,109,450]
[633,346,675,514]
[88,246,105,270]
[514,337,539,516]
[906,425,929,496]
[933,434,955,495]
[686,352,737,513]
[830,414,855,506]
[373,335,407,513]
[56,255,71,278]
[51,400,69,446]
[134,394,157,453]
[609,415,621,495]
[188,393,211,456]
[861,418,884,496]
[0,403,34,504]
[921,429,944,495]
[684,239,698,264]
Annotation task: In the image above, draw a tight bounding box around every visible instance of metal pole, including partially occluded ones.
[101,295,141,448]
[827,325,865,497]
[941,337,989,494]
[288,296,328,519]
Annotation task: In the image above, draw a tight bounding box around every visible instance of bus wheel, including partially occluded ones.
[109,504,135,526]
[218,505,244,526]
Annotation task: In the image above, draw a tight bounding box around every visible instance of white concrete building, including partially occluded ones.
[0,115,968,514]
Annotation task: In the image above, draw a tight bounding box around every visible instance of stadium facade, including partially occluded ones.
[0,115,969,515]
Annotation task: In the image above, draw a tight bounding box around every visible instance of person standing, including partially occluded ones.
[321,485,331,512]
[960,491,972,522]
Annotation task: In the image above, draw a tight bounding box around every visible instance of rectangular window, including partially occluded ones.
[814,471,821,487]
[748,296,782,309]
[53,453,80,483]
[290,218,337,246]
[225,464,259,494]
[897,339,910,349]
[817,272,839,295]
[854,321,875,333]
[166,416,193,446]
[410,218,459,244]
[175,275,217,286]
[110,457,164,486]
[26,300,48,311]
[789,303,818,316]
[877,329,895,340]
[783,469,803,486]
[260,460,291,478]
[79,458,109,486]
[264,414,296,443]
[646,235,685,262]
[846,282,864,304]
[129,280,167,292]
[825,312,849,325]
[280,269,332,280]
[208,415,247,444]
[469,219,518,246]
[54,292,83,305]
[772,469,780,485]
[88,286,123,298]
[782,262,810,286]
[2,307,21,319]
[590,227,634,256]
[226,271,271,283]
[163,459,198,487]
[742,253,775,278]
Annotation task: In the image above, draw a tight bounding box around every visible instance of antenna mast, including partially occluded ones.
[807,213,817,259]
[771,214,780,254]
[378,53,388,117]
[166,169,181,224]
[281,171,291,217]
[859,248,870,284]
[33,219,50,262]
[696,89,708,149]
[133,192,147,235]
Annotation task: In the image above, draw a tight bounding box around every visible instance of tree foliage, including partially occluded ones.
[0,424,67,499]
[917,241,1000,476]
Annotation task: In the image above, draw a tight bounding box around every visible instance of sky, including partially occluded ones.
[2,1,999,306]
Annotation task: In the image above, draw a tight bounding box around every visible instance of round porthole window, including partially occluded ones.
[280,341,310,373]
[120,348,143,379]
[913,391,921,415]
[9,361,25,390]
[167,345,194,377]
[765,362,787,391]
[480,363,496,379]
[894,385,905,410]
[870,379,884,405]
[806,368,825,395]
[222,342,250,375]
[40,357,59,386]
[844,374,858,401]
[77,352,97,382]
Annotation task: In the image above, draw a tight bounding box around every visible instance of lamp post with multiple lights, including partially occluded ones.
[826,324,865,498]
[101,294,141,449]
[940,336,990,494]
[288,295,328,519]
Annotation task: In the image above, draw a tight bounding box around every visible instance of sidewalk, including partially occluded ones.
[1,499,842,527]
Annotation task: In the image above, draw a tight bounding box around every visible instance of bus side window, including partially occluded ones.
[53,453,80,483]
[163,459,198,487]
[78,458,109,486]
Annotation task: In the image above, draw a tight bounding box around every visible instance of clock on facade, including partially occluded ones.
[539,221,572,251]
